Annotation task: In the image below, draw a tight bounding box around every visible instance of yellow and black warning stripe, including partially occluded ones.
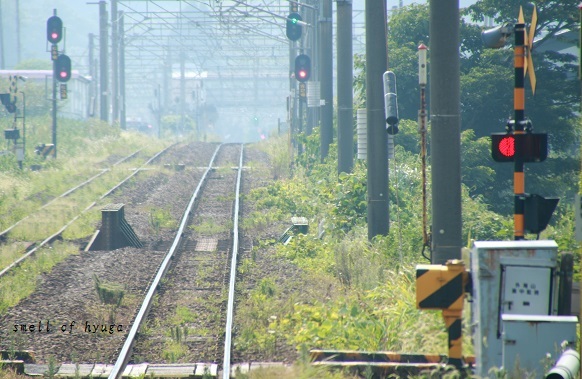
[35,144,55,158]
[415,260,468,368]
[310,349,475,367]
[415,262,465,310]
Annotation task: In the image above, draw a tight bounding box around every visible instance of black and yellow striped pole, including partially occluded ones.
[513,22,526,240]
[416,260,468,369]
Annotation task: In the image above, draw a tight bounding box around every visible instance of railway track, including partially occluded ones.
[113,143,244,378]
[0,145,173,279]
[0,148,144,241]
[1,142,252,378]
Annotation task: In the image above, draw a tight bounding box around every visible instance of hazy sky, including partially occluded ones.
[2,0,478,70]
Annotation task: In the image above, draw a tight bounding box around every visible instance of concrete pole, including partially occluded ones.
[337,0,353,174]
[99,1,109,123]
[319,0,333,162]
[15,0,21,64]
[306,3,317,136]
[119,11,126,130]
[164,47,171,113]
[429,0,462,263]
[180,51,185,134]
[289,2,298,147]
[0,1,4,69]
[366,0,389,239]
[111,0,119,125]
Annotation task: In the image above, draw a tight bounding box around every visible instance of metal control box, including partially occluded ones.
[471,240,559,377]
[502,314,577,376]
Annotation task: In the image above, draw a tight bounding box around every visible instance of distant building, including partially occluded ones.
[0,70,92,119]
[535,29,578,58]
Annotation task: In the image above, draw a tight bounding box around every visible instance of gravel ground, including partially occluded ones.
[0,141,330,367]
[0,141,219,363]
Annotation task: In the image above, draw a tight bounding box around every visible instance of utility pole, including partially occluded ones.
[0,1,4,69]
[88,33,95,117]
[319,0,333,162]
[111,0,119,125]
[164,48,171,115]
[366,0,389,239]
[99,0,109,123]
[289,2,298,150]
[119,11,126,130]
[15,0,21,64]
[336,0,353,174]
[429,0,462,263]
[306,1,318,136]
[180,51,185,134]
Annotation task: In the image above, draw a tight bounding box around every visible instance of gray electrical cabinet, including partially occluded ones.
[471,240,561,377]
[502,314,577,377]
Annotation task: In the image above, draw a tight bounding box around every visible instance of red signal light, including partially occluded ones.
[498,136,515,157]
[294,54,310,83]
[491,132,548,163]
[47,16,63,44]
[55,54,71,82]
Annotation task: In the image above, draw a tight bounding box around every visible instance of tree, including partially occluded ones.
[465,1,580,145]
[355,2,580,214]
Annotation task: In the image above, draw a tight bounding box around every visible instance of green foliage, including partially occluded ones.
[460,130,496,193]
[329,167,367,235]
[171,306,196,325]
[93,274,125,306]
[162,340,187,363]
[0,242,76,314]
[353,2,581,217]
[274,267,451,353]
[149,207,177,233]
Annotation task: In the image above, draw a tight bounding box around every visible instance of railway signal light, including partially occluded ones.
[286,13,302,41]
[55,54,72,82]
[491,133,547,163]
[47,16,63,44]
[0,94,16,113]
[294,54,310,83]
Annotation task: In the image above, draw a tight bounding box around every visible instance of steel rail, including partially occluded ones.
[0,148,143,240]
[222,144,244,379]
[0,145,173,279]
[108,143,223,379]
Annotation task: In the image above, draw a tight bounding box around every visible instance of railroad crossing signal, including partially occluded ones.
[55,54,71,82]
[47,15,63,44]
[520,5,537,94]
[490,132,547,163]
[286,13,302,41]
[524,194,559,234]
[294,54,310,82]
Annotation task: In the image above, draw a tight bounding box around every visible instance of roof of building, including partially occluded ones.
[0,70,91,83]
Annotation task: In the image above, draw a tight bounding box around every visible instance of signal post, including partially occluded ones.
[486,6,558,238]
[47,9,71,159]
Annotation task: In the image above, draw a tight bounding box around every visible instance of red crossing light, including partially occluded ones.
[491,133,548,163]
[498,135,515,158]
